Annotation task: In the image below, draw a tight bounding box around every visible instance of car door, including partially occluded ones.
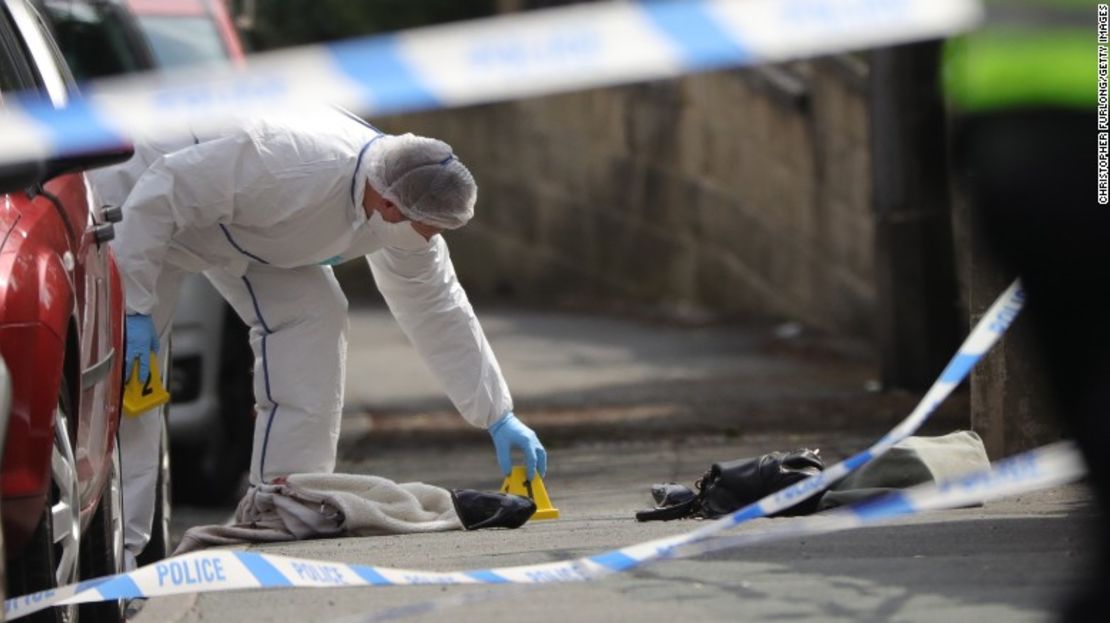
[6,0,120,512]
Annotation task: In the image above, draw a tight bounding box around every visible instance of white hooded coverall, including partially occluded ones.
[93,109,513,563]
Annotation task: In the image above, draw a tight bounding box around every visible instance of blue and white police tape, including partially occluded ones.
[350,439,1086,623]
[0,0,983,165]
[667,278,1027,543]
[6,439,1086,623]
[4,279,1028,621]
[670,440,1085,562]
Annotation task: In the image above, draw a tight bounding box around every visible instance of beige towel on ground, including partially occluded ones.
[174,473,463,555]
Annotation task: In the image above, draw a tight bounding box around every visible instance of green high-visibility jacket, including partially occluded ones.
[943,0,1098,112]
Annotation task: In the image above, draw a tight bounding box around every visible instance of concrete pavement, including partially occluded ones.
[142,306,1096,622]
[340,305,970,444]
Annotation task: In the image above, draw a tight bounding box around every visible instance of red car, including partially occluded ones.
[0,0,152,620]
[125,0,244,67]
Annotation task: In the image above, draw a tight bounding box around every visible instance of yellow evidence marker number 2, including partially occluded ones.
[500,466,559,520]
[122,352,171,417]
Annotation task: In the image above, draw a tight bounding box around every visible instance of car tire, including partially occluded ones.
[173,309,253,505]
[78,440,124,622]
[5,377,81,623]
[136,414,171,567]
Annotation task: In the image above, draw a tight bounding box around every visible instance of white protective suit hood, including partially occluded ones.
[362,133,477,230]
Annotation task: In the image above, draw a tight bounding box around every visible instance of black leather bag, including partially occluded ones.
[698,449,825,518]
[636,448,826,521]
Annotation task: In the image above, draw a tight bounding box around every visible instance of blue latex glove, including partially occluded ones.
[125,314,159,383]
[489,412,547,480]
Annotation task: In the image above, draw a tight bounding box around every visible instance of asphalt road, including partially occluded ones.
[150,306,1096,623]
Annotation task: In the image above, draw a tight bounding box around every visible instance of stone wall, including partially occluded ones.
[374,57,876,335]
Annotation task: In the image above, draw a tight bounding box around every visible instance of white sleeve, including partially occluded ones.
[366,236,513,429]
[111,133,253,314]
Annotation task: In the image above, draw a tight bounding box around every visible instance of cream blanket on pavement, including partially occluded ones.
[174,473,464,555]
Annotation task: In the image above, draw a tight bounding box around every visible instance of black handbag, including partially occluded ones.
[636,448,826,521]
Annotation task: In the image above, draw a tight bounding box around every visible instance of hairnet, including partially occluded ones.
[365,133,477,230]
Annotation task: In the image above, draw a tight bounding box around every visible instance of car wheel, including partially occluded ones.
[78,440,124,622]
[6,377,81,623]
[136,414,171,566]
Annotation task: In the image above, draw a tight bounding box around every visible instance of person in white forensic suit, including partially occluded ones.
[91,108,547,569]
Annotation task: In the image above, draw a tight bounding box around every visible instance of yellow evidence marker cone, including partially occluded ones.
[500,466,559,520]
[122,353,171,417]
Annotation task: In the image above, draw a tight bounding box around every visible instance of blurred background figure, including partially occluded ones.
[943,1,1109,619]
